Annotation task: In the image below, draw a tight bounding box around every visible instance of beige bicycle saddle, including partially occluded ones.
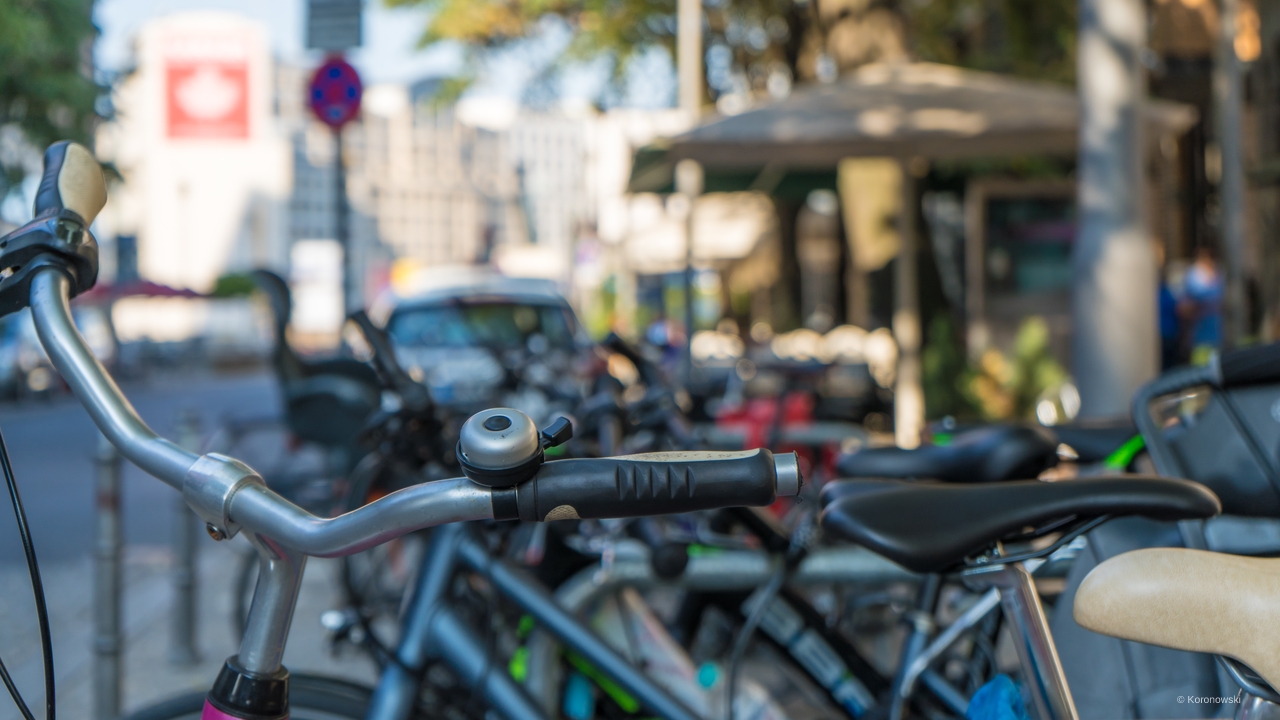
[1074,547,1280,689]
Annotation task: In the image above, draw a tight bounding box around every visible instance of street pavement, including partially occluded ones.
[0,370,375,719]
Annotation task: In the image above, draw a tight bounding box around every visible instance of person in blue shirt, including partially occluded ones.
[1155,241,1184,370]
[1183,246,1224,363]
[1159,279,1181,370]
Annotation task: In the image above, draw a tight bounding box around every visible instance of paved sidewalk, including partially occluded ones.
[0,538,377,720]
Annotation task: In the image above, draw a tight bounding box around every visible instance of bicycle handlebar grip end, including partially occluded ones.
[517,449,783,521]
[774,451,802,496]
[1217,341,1280,389]
[34,142,107,226]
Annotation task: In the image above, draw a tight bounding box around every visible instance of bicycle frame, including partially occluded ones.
[519,535,1081,719]
[522,538,913,716]
[366,523,705,720]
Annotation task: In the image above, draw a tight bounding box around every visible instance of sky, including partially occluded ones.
[93,0,677,106]
[95,0,460,84]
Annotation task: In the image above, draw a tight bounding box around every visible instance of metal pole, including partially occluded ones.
[1073,0,1157,418]
[894,165,923,448]
[677,0,702,122]
[335,126,354,315]
[676,160,703,390]
[1216,0,1247,347]
[170,411,201,665]
[93,432,122,720]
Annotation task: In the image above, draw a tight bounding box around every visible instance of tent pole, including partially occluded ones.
[676,160,704,390]
[678,0,702,123]
[894,163,923,448]
[1073,0,1157,418]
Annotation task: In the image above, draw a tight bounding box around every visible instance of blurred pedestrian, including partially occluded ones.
[1155,241,1183,370]
[1182,246,1224,364]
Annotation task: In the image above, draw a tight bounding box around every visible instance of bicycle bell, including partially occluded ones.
[457,408,544,487]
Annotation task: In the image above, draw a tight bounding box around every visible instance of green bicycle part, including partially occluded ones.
[510,646,529,682]
[565,650,641,713]
[1103,434,1146,470]
[517,614,536,639]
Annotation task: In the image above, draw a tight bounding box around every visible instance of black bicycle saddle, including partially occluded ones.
[820,477,1220,573]
[834,425,1058,484]
[251,270,380,447]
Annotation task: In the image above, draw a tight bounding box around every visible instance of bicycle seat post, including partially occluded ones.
[964,560,1078,720]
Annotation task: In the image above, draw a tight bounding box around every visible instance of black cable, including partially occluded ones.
[726,567,785,720]
[725,509,816,720]
[0,653,35,720]
[0,426,54,720]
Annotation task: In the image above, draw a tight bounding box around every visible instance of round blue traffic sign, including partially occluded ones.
[309,56,362,128]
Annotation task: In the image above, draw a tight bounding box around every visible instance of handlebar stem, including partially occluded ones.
[238,535,306,674]
[31,270,199,486]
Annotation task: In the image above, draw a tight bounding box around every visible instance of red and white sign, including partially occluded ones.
[166,61,249,138]
[163,30,253,139]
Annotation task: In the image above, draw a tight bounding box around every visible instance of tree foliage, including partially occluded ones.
[907,0,1077,84]
[390,0,1076,105]
[0,0,101,188]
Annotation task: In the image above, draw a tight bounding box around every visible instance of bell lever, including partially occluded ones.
[540,416,573,450]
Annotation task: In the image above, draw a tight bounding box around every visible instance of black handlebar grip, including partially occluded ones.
[34,142,107,226]
[1217,342,1280,389]
[508,449,800,522]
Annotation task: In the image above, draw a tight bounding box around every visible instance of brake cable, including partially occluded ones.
[0,425,54,720]
[725,509,816,720]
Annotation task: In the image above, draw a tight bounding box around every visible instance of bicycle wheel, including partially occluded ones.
[120,674,411,720]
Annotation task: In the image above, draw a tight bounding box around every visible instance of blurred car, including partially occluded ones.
[0,306,117,400]
[382,278,595,420]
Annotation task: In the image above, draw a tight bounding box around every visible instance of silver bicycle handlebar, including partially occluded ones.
[29,267,795,557]
[229,479,493,556]
[32,270,198,485]
[29,263,797,680]
[29,269,496,553]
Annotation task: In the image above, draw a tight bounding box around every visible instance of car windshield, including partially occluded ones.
[388,300,576,351]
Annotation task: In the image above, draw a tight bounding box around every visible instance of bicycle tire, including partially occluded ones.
[120,673,419,720]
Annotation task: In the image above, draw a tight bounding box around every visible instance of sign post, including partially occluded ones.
[308,56,362,314]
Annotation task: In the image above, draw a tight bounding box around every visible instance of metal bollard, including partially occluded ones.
[93,432,122,720]
[171,411,201,665]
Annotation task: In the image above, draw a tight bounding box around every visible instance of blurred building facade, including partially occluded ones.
[94,10,779,346]
[96,11,292,293]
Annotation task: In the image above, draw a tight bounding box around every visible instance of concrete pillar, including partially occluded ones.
[1217,0,1248,346]
[1073,0,1158,418]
